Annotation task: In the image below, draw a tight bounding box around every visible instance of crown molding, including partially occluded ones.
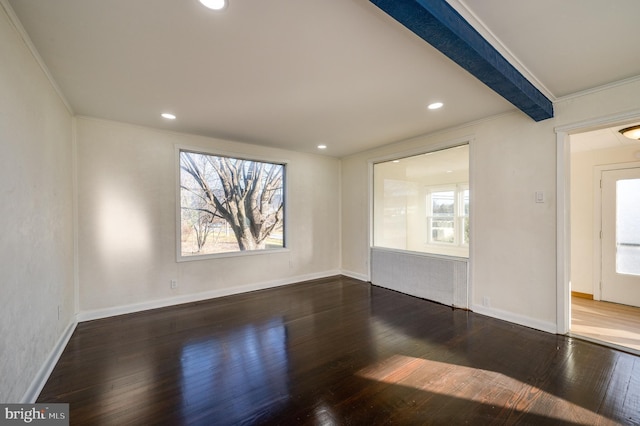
[555,75,640,103]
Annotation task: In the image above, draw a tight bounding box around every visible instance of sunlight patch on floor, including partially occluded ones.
[357,354,610,425]
[571,297,640,352]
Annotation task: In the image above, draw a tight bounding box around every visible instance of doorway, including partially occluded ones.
[565,122,640,352]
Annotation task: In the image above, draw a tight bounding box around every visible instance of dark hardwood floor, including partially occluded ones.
[39,276,640,425]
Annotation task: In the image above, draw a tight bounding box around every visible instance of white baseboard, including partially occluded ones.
[471,304,557,334]
[21,320,77,403]
[340,270,369,282]
[77,270,341,323]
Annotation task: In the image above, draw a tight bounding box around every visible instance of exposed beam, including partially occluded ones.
[370,0,553,121]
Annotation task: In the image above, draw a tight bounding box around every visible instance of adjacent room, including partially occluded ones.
[570,126,640,353]
[2,0,640,423]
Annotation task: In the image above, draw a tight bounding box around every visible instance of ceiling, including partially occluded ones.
[6,0,640,157]
[571,125,640,153]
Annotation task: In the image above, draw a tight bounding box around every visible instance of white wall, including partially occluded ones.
[76,118,341,314]
[570,145,640,294]
[0,5,74,402]
[342,113,558,331]
[342,78,640,332]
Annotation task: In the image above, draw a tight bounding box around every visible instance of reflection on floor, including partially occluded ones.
[572,296,640,353]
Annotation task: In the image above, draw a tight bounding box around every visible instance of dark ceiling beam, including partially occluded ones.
[370,0,553,121]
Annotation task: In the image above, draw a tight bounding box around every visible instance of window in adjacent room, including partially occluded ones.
[373,144,469,258]
[427,184,469,246]
[178,148,286,259]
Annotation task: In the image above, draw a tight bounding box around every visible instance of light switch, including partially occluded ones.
[535,191,545,203]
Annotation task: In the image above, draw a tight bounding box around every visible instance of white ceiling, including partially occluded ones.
[6,0,640,157]
[459,0,640,97]
[571,125,640,153]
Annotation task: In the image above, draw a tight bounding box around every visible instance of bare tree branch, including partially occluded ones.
[180,151,284,252]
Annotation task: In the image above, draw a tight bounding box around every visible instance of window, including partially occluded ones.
[616,178,640,275]
[373,144,469,257]
[427,185,469,246]
[178,149,285,259]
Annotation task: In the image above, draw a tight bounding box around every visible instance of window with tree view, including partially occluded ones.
[179,149,285,258]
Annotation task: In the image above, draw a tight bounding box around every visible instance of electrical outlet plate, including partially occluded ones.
[170,279,178,289]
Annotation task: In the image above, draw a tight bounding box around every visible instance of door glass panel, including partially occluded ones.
[616,178,640,276]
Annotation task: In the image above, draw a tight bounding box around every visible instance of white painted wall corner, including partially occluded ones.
[21,320,77,403]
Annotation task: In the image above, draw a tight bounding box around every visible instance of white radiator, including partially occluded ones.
[371,248,468,308]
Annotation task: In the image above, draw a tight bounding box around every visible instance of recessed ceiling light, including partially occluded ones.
[199,0,227,10]
[317,144,327,150]
[428,102,444,110]
[161,113,176,120]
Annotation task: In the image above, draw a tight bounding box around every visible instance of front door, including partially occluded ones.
[601,167,640,306]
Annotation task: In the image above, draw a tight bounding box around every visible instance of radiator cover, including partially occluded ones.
[371,248,468,308]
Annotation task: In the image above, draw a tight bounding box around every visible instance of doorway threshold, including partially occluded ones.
[568,332,640,357]
[571,296,640,356]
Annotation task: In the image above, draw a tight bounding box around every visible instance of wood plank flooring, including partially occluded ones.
[572,296,640,353]
[38,276,640,425]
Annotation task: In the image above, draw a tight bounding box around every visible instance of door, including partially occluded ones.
[601,167,640,306]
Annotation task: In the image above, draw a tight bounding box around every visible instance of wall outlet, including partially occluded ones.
[482,296,490,307]
[170,279,178,289]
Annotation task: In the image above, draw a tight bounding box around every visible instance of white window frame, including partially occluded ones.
[459,184,470,247]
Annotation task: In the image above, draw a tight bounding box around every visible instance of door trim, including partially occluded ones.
[555,108,640,335]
